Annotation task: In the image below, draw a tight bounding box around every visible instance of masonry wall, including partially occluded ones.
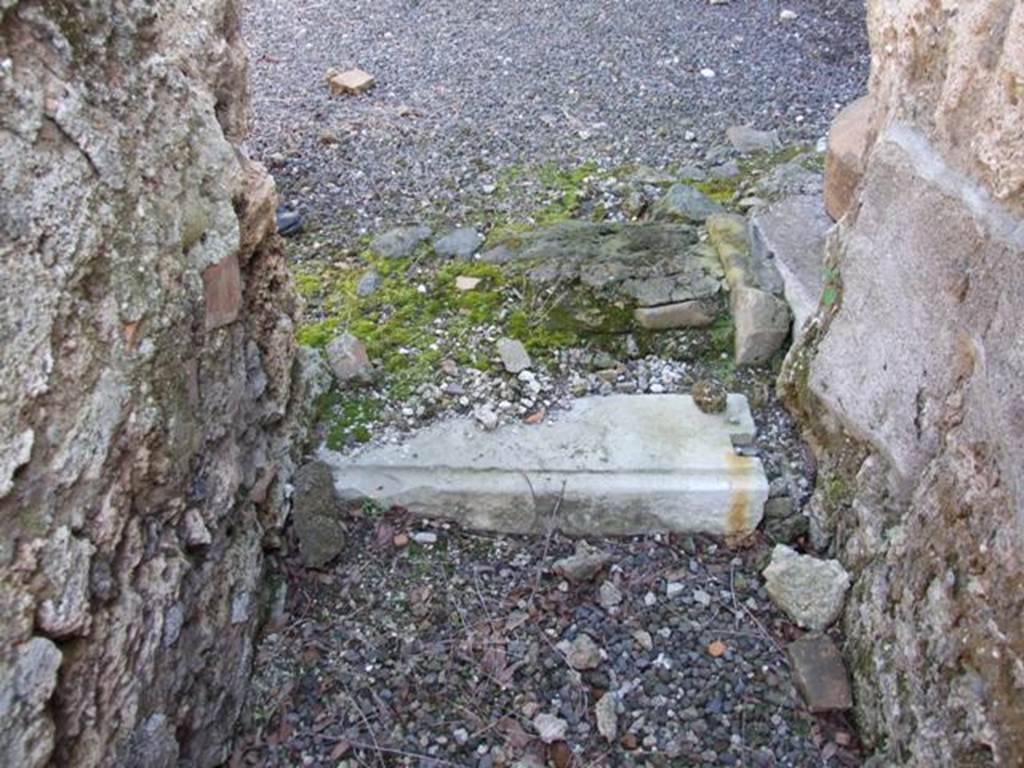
[783,1,1024,764]
[0,2,300,765]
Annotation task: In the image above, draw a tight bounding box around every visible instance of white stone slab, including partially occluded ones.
[321,395,767,537]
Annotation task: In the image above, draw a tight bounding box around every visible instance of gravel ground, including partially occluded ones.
[244,0,868,237]
[234,519,861,767]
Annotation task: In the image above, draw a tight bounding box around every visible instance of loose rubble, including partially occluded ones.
[236,520,863,766]
[763,545,852,631]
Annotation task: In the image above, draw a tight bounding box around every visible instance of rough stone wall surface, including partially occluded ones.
[782,2,1024,765]
[0,2,299,766]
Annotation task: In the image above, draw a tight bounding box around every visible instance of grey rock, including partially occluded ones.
[326,333,372,383]
[370,225,431,259]
[474,405,499,431]
[650,183,725,223]
[595,692,618,742]
[599,580,624,610]
[532,713,568,744]
[496,338,531,373]
[478,245,515,264]
[786,634,853,712]
[732,287,792,366]
[563,633,602,670]
[356,269,382,297]
[726,125,781,153]
[291,462,347,569]
[434,227,484,259]
[710,160,741,179]
[762,545,850,631]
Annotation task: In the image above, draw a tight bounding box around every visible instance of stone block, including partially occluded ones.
[732,286,791,366]
[633,299,717,330]
[787,634,853,712]
[749,194,831,335]
[323,395,767,537]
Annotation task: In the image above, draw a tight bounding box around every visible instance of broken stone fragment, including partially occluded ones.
[633,299,717,330]
[560,633,602,670]
[598,580,623,610]
[553,544,614,582]
[595,692,618,742]
[762,544,851,631]
[496,337,531,373]
[370,225,432,259]
[650,183,724,223]
[291,461,347,569]
[532,713,568,744]
[325,67,376,95]
[325,333,372,384]
[786,634,853,712]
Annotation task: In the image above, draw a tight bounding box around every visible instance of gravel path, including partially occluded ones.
[234,519,861,767]
[244,0,868,237]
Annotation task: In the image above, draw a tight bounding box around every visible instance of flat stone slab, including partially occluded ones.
[750,195,831,335]
[322,395,767,537]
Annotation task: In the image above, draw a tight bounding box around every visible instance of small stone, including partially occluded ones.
[553,545,614,582]
[496,338,531,373]
[434,227,484,259]
[787,634,853,712]
[666,581,685,599]
[726,125,781,153]
[643,591,657,607]
[532,713,568,744]
[326,68,376,94]
[595,693,618,742]
[455,275,482,291]
[779,9,798,21]
[762,545,851,630]
[393,533,409,547]
[326,333,372,384]
[474,406,499,431]
[707,640,727,658]
[453,727,470,745]
[700,68,716,79]
[564,633,602,670]
[692,589,712,607]
[356,269,382,297]
[599,580,623,610]
[633,629,654,651]
[691,379,727,413]
[370,225,432,259]
[440,358,459,376]
[411,531,438,545]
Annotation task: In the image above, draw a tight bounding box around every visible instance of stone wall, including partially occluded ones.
[0,2,300,765]
[783,1,1024,765]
